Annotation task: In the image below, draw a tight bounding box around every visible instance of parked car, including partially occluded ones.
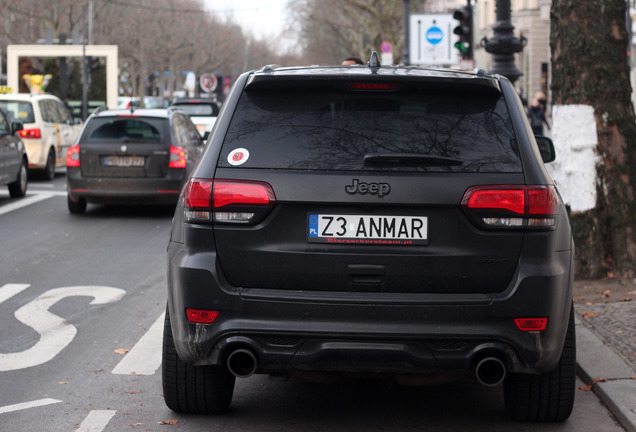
[0,108,28,197]
[170,97,220,137]
[66,107,203,214]
[0,93,82,180]
[163,54,575,422]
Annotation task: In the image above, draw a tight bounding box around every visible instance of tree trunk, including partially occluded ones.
[551,0,636,279]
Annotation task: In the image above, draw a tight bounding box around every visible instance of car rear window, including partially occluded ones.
[218,85,521,173]
[174,103,219,116]
[0,101,35,124]
[81,117,167,143]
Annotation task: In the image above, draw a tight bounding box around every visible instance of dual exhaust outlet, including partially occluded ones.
[226,348,507,387]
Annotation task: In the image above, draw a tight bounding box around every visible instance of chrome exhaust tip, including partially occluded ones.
[227,349,258,378]
[475,357,506,387]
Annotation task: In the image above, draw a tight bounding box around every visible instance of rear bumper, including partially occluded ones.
[167,231,574,377]
[67,167,185,205]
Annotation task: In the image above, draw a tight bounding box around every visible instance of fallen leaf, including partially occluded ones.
[126,390,141,394]
[158,420,179,425]
[618,297,632,302]
[582,311,599,319]
[114,348,130,355]
[579,377,607,391]
[132,423,144,426]
[601,289,611,298]
[616,330,624,334]
[57,381,68,385]
[631,376,636,380]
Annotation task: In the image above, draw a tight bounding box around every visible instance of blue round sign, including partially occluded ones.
[426,26,444,45]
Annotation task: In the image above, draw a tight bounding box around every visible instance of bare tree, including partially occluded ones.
[290,0,408,65]
[551,0,636,279]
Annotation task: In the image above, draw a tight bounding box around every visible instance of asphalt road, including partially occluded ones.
[0,171,626,431]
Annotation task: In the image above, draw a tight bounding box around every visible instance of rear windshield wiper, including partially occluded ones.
[363,153,463,166]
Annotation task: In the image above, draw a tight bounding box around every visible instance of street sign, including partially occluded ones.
[381,42,392,53]
[199,73,218,93]
[409,14,459,66]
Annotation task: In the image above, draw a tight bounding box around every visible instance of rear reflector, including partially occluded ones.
[186,309,219,324]
[462,185,559,230]
[514,318,548,331]
[183,179,275,224]
[66,144,80,167]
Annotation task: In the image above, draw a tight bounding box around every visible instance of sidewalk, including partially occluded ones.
[574,301,636,432]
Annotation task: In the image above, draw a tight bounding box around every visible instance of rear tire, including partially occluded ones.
[162,307,235,414]
[67,195,87,214]
[8,159,28,198]
[503,304,576,422]
[43,149,56,180]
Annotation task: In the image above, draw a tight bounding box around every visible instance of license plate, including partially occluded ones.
[308,214,428,245]
[104,156,145,167]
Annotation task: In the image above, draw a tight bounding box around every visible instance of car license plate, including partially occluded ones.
[104,156,145,167]
[308,214,428,245]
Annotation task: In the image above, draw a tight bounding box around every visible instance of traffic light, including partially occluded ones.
[453,5,473,59]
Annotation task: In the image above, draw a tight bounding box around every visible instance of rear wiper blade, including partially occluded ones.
[363,153,463,166]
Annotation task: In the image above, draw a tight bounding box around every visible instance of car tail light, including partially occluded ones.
[514,318,548,331]
[186,309,219,324]
[169,146,186,168]
[182,178,276,224]
[348,83,398,91]
[18,128,41,139]
[461,185,559,230]
[66,144,80,167]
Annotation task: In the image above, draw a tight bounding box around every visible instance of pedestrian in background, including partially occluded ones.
[527,97,550,136]
[342,57,363,65]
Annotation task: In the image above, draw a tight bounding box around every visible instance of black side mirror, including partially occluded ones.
[535,136,555,163]
[11,122,23,134]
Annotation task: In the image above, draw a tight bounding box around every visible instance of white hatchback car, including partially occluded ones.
[0,94,83,179]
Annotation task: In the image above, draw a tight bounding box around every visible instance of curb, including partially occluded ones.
[575,316,636,432]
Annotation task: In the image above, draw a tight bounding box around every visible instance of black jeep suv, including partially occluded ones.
[164,54,575,422]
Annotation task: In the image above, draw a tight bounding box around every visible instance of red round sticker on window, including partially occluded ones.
[227,148,249,166]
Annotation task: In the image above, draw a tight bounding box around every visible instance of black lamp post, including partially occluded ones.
[480,0,526,83]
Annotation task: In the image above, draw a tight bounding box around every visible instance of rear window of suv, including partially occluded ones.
[218,84,521,173]
[81,117,167,143]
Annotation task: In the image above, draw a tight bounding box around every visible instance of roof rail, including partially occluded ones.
[92,105,109,115]
[260,64,280,73]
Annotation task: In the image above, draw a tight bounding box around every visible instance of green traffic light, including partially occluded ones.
[454,41,469,53]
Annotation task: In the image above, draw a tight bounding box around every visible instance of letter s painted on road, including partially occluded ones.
[0,285,126,372]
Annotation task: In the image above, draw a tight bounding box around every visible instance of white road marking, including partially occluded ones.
[0,398,62,414]
[0,193,55,215]
[0,286,126,372]
[76,410,117,432]
[0,283,30,304]
[112,312,165,375]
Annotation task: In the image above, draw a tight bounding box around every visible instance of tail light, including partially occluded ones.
[169,146,186,168]
[183,178,276,224]
[66,144,80,167]
[461,185,559,230]
[18,128,42,139]
[348,83,398,91]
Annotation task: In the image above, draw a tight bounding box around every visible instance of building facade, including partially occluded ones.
[425,0,551,109]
